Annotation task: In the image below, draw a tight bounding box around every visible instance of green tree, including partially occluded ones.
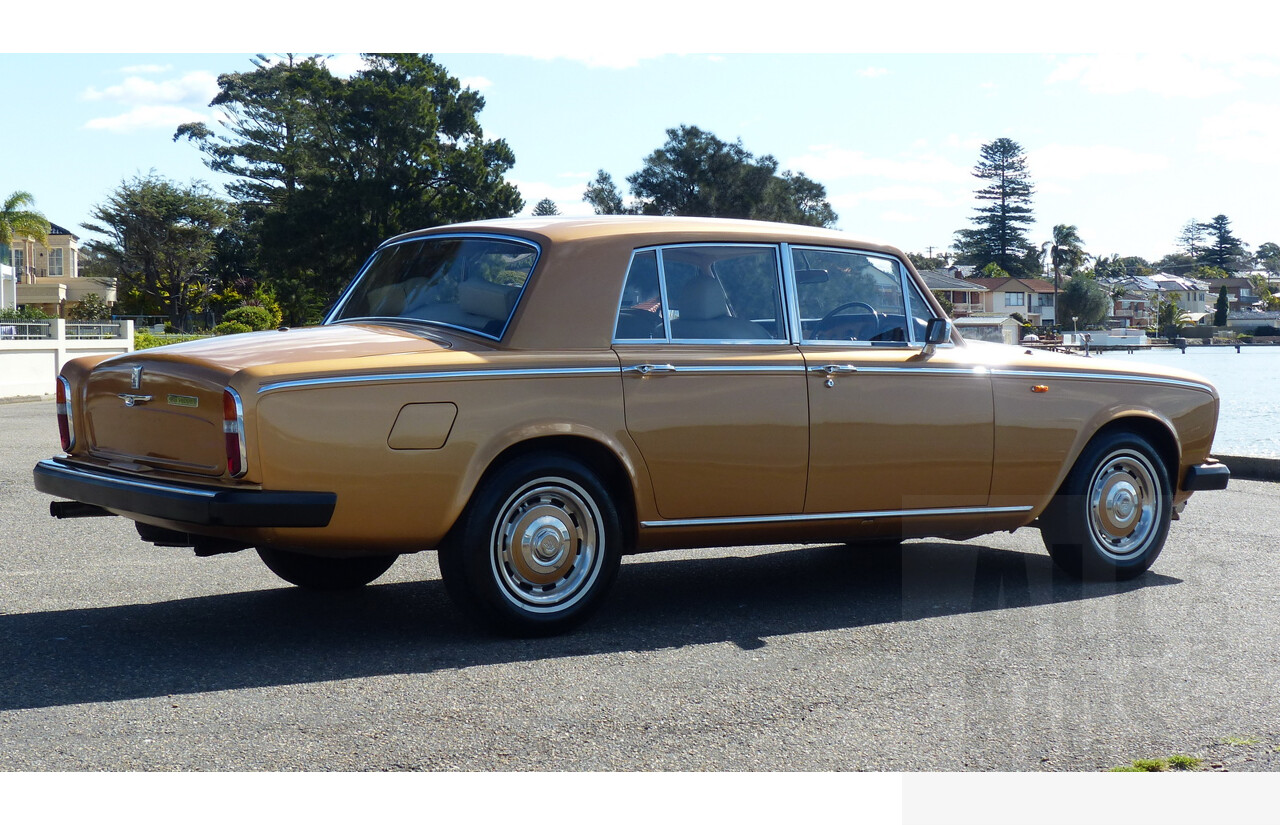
[1057,273,1109,327]
[1197,214,1248,271]
[177,53,522,324]
[1,191,51,258]
[531,198,560,216]
[583,171,627,215]
[66,293,110,321]
[931,290,954,316]
[953,138,1037,277]
[1153,293,1191,338]
[980,262,1012,278]
[1214,285,1229,326]
[1041,224,1087,325]
[81,173,230,329]
[1257,241,1280,274]
[587,125,837,227]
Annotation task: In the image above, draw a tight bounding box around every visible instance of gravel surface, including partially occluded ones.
[3,399,1279,772]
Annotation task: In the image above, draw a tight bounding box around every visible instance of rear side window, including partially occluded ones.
[331,236,538,339]
[614,244,785,342]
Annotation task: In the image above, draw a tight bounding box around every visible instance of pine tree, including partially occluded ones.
[954,138,1037,277]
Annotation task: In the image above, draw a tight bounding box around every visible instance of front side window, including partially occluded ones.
[48,248,63,277]
[330,236,537,339]
[793,247,912,343]
[614,245,785,342]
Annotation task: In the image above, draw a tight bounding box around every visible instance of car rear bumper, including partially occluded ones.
[1182,461,1230,492]
[33,458,336,528]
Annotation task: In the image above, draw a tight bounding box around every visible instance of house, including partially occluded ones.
[1211,277,1267,313]
[966,277,1057,326]
[1099,272,1214,326]
[9,223,116,317]
[917,268,989,317]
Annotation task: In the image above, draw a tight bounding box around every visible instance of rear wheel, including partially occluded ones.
[1039,430,1172,581]
[257,547,398,590]
[439,453,623,636]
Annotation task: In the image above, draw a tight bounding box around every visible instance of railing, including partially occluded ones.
[67,322,123,340]
[0,321,53,340]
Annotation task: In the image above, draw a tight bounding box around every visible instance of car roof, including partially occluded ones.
[383,216,905,258]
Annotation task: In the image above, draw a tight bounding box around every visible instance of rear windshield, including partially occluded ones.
[329,236,539,339]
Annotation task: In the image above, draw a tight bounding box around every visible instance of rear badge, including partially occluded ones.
[167,394,199,408]
[130,365,144,389]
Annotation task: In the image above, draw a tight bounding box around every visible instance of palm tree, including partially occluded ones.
[1,191,52,274]
[1041,224,1087,330]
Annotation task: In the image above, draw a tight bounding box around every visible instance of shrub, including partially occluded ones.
[1255,325,1280,337]
[214,321,253,336]
[66,294,110,321]
[222,305,275,331]
[0,305,51,321]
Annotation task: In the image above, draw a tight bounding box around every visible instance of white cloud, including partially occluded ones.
[1047,55,1280,98]
[880,210,921,223]
[82,71,219,106]
[460,76,493,91]
[786,146,971,185]
[83,105,212,133]
[1029,144,1170,180]
[320,54,371,78]
[829,186,966,211]
[119,64,172,74]
[510,178,596,216]
[1198,101,1280,164]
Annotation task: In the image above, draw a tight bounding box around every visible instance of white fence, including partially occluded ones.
[0,319,134,398]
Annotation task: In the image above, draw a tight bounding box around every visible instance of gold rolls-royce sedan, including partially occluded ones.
[34,217,1230,635]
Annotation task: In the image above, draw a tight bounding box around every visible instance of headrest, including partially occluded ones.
[676,276,729,321]
[459,279,520,321]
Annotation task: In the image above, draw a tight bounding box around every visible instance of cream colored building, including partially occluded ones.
[10,223,116,317]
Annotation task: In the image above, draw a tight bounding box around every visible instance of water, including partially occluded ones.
[1091,346,1280,458]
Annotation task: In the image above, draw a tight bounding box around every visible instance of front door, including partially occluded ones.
[789,245,994,514]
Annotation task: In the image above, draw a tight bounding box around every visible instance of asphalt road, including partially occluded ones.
[3,398,1279,772]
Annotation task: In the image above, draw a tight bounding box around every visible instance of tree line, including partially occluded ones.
[11,54,1276,331]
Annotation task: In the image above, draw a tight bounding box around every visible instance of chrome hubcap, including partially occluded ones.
[491,477,603,612]
[1087,449,1162,560]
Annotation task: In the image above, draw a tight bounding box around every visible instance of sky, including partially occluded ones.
[4,4,1278,268]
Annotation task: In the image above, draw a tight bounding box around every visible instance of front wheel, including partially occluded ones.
[438,453,623,636]
[1039,431,1172,580]
[257,547,398,590]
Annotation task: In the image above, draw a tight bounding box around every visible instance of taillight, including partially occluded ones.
[222,388,247,478]
[55,376,75,451]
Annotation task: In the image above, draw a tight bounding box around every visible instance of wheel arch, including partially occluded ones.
[471,434,640,551]
[1033,412,1181,520]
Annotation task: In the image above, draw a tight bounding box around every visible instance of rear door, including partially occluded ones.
[612,245,808,520]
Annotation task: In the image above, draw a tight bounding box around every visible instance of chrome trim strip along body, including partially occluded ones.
[624,365,806,376]
[991,369,1214,393]
[258,366,621,395]
[324,232,542,342]
[641,504,1034,529]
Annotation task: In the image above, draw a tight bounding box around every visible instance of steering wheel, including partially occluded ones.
[813,301,881,340]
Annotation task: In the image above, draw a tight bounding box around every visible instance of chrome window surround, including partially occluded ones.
[324,232,542,343]
[784,243,937,349]
[611,243,790,345]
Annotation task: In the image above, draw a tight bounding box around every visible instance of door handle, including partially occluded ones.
[811,364,858,375]
[630,364,677,377]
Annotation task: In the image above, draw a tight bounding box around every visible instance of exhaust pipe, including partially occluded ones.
[50,501,115,519]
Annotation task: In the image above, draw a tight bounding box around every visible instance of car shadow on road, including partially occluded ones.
[0,540,1179,710]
